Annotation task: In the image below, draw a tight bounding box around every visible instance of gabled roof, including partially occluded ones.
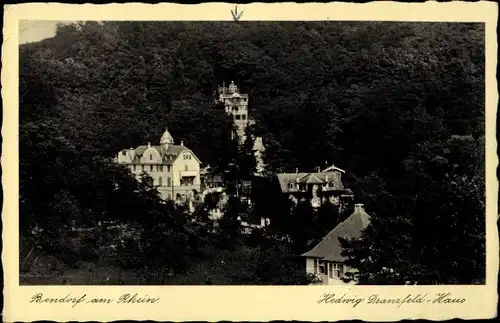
[123,144,200,165]
[322,165,346,173]
[277,173,308,192]
[301,207,371,262]
[302,173,324,185]
[277,170,345,193]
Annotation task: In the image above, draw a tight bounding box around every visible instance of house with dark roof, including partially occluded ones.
[276,165,354,208]
[115,126,201,201]
[302,204,370,285]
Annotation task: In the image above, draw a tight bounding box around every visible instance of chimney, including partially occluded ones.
[295,167,299,174]
[354,203,365,213]
[148,142,151,148]
[180,140,184,146]
[317,166,321,173]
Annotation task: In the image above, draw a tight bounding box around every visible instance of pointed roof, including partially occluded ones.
[160,126,174,145]
[301,205,371,262]
[253,136,265,152]
[228,80,238,93]
[276,170,345,193]
[302,173,324,185]
[322,164,345,173]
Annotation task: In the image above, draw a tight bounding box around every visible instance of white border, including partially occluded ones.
[3,2,498,321]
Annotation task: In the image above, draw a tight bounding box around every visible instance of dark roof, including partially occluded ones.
[277,170,344,193]
[301,208,371,262]
[123,144,198,164]
[303,173,324,184]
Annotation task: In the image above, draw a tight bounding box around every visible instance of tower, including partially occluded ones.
[160,126,174,149]
[217,81,249,143]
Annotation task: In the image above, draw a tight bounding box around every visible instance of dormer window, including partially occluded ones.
[288,183,294,189]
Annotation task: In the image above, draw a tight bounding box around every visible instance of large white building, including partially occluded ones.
[115,126,201,200]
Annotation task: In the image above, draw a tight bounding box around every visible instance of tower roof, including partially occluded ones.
[160,126,174,145]
[228,80,238,93]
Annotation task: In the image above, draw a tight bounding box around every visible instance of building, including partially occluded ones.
[238,216,271,234]
[301,204,371,285]
[200,166,224,191]
[217,81,250,141]
[253,136,266,175]
[115,126,201,201]
[276,164,354,208]
[217,81,266,175]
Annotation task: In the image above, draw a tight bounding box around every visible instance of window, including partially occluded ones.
[159,165,163,172]
[149,165,153,172]
[288,183,294,189]
[180,177,194,186]
[159,177,162,186]
[331,263,342,278]
[149,154,152,161]
[317,260,326,275]
[141,165,144,172]
[167,177,171,187]
[167,165,171,172]
[133,165,136,171]
[185,165,188,171]
[121,151,127,156]
[233,107,239,112]
[235,114,241,120]
[242,114,247,120]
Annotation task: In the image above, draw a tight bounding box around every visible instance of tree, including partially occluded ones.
[341,136,485,284]
[216,196,243,250]
[237,124,258,179]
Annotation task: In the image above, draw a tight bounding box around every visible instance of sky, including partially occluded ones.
[19,20,63,45]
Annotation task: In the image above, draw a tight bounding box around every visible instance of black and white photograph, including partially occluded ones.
[17,16,488,287]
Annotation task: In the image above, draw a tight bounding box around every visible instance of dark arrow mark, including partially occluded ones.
[231,5,243,21]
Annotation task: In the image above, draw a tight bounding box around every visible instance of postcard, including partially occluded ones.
[3,2,499,321]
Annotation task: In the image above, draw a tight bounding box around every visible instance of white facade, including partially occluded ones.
[116,127,201,201]
[305,258,356,285]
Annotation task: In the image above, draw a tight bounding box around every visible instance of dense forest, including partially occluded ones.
[20,21,485,284]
